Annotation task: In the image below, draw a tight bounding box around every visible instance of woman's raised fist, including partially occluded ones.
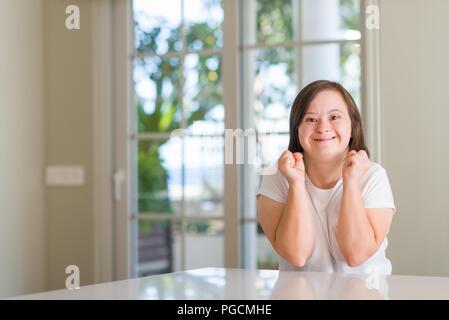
[277,150,306,186]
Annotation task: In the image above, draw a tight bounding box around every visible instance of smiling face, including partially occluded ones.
[298,89,352,160]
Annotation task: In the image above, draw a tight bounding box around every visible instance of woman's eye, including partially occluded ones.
[306,118,317,122]
[330,115,340,120]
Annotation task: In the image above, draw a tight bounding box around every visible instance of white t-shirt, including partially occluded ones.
[256,161,396,275]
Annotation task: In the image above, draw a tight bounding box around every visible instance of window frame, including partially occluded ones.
[112,0,241,278]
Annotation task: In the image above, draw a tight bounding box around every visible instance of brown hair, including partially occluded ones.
[288,80,369,158]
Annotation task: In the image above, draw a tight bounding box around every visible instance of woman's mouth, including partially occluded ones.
[314,136,336,142]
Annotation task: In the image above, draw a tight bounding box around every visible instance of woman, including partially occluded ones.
[257,80,396,275]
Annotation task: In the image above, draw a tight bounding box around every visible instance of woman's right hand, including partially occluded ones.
[277,150,306,185]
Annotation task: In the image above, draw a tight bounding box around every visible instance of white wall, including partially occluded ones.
[380,0,449,276]
[0,0,96,297]
[0,0,46,297]
[43,0,95,291]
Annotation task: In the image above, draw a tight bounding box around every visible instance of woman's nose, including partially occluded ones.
[316,120,331,132]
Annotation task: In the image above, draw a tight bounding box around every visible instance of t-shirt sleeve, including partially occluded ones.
[362,166,396,214]
[256,168,289,204]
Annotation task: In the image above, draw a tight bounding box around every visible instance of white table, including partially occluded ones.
[9,268,449,300]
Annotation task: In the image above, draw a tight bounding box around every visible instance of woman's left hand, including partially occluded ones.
[342,150,371,184]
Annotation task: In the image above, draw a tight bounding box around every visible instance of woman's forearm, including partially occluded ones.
[275,181,315,267]
[337,181,377,266]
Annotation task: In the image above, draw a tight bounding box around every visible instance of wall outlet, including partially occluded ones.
[46,166,85,186]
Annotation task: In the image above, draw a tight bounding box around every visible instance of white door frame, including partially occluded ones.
[92,0,114,283]
[222,0,241,269]
[111,0,134,281]
[92,0,134,282]
[361,0,382,164]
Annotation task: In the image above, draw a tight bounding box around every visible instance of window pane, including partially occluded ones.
[302,43,340,85]
[133,0,182,55]
[302,42,361,108]
[134,57,182,133]
[258,133,289,168]
[301,0,360,41]
[243,0,296,45]
[183,135,223,217]
[185,220,224,269]
[257,223,278,269]
[136,220,181,277]
[185,0,223,51]
[138,138,183,215]
[339,43,361,108]
[183,53,223,132]
[241,222,278,270]
[241,0,362,272]
[244,48,297,133]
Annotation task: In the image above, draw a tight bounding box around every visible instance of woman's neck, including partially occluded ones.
[303,152,346,189]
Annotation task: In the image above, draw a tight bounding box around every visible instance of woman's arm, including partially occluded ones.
[337,150,394,267]
[337,181,393,266]
[258,180,315,267]
[276,181,315,266]
[257,150,315,267]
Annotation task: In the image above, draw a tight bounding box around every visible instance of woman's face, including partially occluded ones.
[298,90,352,161]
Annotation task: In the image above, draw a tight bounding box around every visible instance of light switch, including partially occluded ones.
[46,166,85,186]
